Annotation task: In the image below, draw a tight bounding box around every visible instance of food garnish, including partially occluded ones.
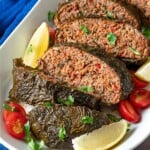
[57,95,74,106]
[107,32,117,46]
[128,47,141,56]
[106,12,114,19]
[81,116,94,125]
[78,86,94,93]
[58,127,67,141]
[142,26,150,39]
[72,119,128,150]
[48,11,55,22]
[44,102,53,108]
[107,114,121,122]
[80,25,90,34]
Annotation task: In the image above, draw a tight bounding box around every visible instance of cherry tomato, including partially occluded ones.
[49,27,55,46]
[130,89,150,109]
[3,102,26,121]
[119,100,141,123]
[129,70,148,89]
[5,112,27,139]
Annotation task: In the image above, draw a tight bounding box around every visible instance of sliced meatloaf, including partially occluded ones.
[38,45,133,104]
[55,18,150,64]
[9,58,100,110]
[54,0,140,29]
[28,105,109,148]
[121,0,150,26]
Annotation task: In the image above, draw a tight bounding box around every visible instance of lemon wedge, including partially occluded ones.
[72,120,128,150]
[23,22,49,68]
[135,59,150,82]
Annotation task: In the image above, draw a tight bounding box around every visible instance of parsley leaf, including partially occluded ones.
[58,95,74,106]
[107,32,117,46]
[128,47,141,56]
[24,121,31,142]
[48,11,55,22]
[107,12,114,19]
[58,127,67,141]
[78,86,94,93]
[27,44,33,54]
[3,103,15,111]
[107,114,121,122]
[81,116,94,125]
[142,26,150,39]
[80,25,90,34]
[44,102,53,108]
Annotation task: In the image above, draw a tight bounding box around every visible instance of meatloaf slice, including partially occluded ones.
[38,45,133,104]
[9,58,100,110]
[55,18,150,64]
[121,0,150,26]
[54,0,140,29]
[28,105,109,148]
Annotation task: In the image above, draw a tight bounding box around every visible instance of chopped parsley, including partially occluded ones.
[107,32,117,46]
[142,26,150,39]
[58,127,67,141]
[57,95,74,106]
[107,12,114,19]
[127,123,131,132]
[107,114,121,122]
[48,11,55,22]
[80,25,90,34]
[78,86,94,93]
[44,102,53,108]
[128,47,141,56]
[27,44,33,54]
[24,121,45,150]
[3,103,15,111]
[81,116,94,125]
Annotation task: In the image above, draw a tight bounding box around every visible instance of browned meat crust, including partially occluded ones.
[55,18,150,64]
[54,0,141,29]
[38,45,133,104]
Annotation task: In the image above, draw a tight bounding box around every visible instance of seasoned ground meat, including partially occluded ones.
[121,0,150,26]
[28,105,109,148]
[54,0,141,29]
[38,45,133,104]
[55,18,150,64]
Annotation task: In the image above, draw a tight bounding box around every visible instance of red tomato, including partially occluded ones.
[49,27,55,46]
[5,112,27,139]
[119,100,141,123]
[129,70,148,89]
[3,102,26,121]
[130,89,150,109]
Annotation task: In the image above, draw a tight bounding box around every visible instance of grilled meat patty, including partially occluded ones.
[121,0,150,26]
[54,0,141,29]
[38,45,133,104]
[28,105,109,148]
[55,18,150,64]
[9,59,101,109]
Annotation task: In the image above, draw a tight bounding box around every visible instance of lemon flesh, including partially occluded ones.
[135,59,150,82]
[72,120,128,150]
[23,22,49,68]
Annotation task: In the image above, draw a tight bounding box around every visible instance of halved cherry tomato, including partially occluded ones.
[5,112,27,139]
[119,100,141,123]
[130,89,150,109]
[49,27,55,46]
[129,70,148,88]
[3,102,26,121]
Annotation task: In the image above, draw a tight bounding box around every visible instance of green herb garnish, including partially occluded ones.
[44,102,53,108]
[128,47,141,56]
[107,32,117,46]
[58,95,74,106]
[142,26,150,39]
[24,121,45,150]
[78,86,94,93]
[107,114,121,122]
[58,127,67,141]
[81,116,94,125]
[48,11,55,22]
[80,25,90,34]
[107,12,114,19]
[27,44,33,54]
[127,123,131,132]
[3,103,15,111]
